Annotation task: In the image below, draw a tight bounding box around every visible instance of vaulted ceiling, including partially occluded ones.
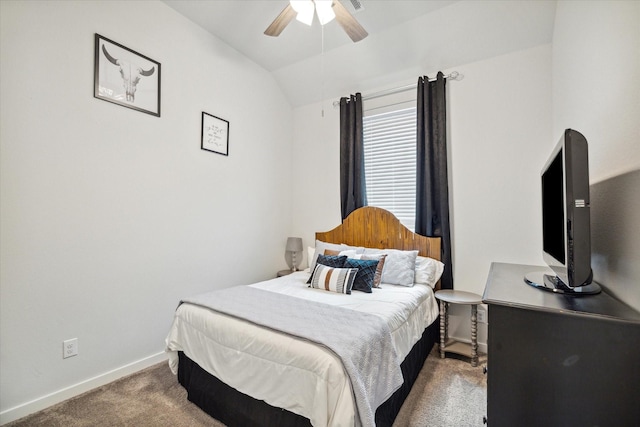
[163,0,557,107]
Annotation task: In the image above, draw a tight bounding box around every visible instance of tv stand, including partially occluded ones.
[483,262,640,426]
[524,270,601,295]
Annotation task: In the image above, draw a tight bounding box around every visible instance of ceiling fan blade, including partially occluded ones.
[264,4,297,37]
[332,1,368,42]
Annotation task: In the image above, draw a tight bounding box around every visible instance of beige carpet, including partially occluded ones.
[393,352,487,426]
[6,350,487,427]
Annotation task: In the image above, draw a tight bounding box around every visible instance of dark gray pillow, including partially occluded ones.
[307,254,348,284]
[344,258,379,293]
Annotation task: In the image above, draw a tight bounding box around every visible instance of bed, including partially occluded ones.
[165,206,443,427]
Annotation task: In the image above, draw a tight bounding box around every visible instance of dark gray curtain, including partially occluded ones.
[339,93,367,221]
[416,72,453,289]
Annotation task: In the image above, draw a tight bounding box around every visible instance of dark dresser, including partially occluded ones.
[482,262,640,426]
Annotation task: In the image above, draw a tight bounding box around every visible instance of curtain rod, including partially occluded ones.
[332,71,463,107]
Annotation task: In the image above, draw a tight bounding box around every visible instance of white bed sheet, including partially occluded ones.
[165,271,439,427]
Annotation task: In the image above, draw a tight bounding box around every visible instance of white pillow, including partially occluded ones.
[308,240,347,272]
[307,246,315,270]
[309,240,366,272]
[362,248,418,287]
[338,249,358,258]
[415,256,445,288]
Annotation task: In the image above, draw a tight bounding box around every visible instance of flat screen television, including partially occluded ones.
[525,129,601,295]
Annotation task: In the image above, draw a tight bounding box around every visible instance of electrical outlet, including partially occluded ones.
[477,308,487,324]
[63,338,78,359]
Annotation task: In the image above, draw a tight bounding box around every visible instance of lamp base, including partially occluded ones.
[285,251,301,272]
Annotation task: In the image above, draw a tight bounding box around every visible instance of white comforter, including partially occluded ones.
[165,271,439,427]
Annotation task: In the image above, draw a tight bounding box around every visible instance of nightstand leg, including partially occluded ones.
[471,304,478,367]
[439,300,447,359]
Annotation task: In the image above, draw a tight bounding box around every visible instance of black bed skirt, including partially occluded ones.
[178,320,439,427]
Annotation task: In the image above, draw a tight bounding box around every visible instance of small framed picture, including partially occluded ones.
[94,34,161,117]
[201,112,230,156]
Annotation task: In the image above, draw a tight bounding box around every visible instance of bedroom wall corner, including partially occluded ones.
[0,0,293,422]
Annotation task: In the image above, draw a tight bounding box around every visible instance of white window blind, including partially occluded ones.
[363,107,417,231]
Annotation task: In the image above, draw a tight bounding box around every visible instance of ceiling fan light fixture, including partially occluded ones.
[266,0,366,41]
[315,0,335,25]
[290,0,314,26]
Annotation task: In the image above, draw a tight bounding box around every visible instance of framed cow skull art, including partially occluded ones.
[94,34,161,117]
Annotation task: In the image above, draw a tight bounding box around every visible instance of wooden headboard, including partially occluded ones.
[316,207,442,289]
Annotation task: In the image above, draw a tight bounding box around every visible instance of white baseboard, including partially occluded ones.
[0,351,168,425]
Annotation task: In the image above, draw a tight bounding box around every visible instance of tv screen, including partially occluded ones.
[525,129,600,295]
[542,149,565,265]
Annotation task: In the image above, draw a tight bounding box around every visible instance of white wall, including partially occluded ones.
[552,0,640,311]
[552,1,640,183]
[448,44,551,295]
[291,104,342,248]
[292,44,553,349]
[0,0,292,421]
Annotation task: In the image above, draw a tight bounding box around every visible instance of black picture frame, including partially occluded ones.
[201,112,230,156]
[94,34,161,117]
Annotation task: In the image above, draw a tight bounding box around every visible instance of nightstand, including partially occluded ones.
[277,269,293,277]
[435,289,483,367]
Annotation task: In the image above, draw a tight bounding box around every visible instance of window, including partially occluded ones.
[363,106,417,230]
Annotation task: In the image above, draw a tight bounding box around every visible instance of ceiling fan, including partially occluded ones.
[264,0,368,43]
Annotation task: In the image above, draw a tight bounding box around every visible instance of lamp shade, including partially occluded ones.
[286,237,303,253]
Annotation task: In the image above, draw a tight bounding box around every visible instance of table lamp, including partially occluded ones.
[285,237,303,271]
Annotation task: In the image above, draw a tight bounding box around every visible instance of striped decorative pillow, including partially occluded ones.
[309,264,358,294]
[306,254,348,284]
